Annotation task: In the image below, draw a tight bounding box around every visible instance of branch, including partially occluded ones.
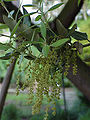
[50,0,84,31]
[83,43,90,48]
[0,58,17,118]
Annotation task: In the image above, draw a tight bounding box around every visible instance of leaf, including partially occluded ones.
[22,6,31,27]
[11,19,21,37]
[17,24,33,40]
[78,0,81,6]
[48,3,64,12]
[39,37,44,47]
[50,38,69,47]
[56,19,68,37]
[42,45,50,57]
[71,31,88,40]
[35,15,41,21]
[68,24,77,36]
[19,54,23,64]
[40,22,46,38]
[23,4,36,7]
[31,45,40,56]
[3,15,16,31]
[0,24,8,29]
[8,10,15,18]
[0,43,11,51]
[24,55,36,60]
[0,53,11,60]
[84,56,90,62]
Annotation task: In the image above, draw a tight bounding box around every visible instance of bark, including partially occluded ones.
[0,59,16,119]
[50,0,84,30]
[0,1,21,118]
[67,57,90,100]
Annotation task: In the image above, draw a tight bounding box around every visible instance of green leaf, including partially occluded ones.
[78,0,81,6]
[0,52,11,60]
[22,6,31,27]
[84,56,90,62]
[42,45,50,57]
[71,31,88,40]
[11,19,21,37]
[0,24,8,29]
[31,45,40,56]
[56,19,68,37]
[17,24,33,40]
[35,15,41,21]
[0,43,11,51]
[50,38,69,47]
[40,22,46,38]
[23,4,36,7]
[19,54,23,64]
[48,3,64,12]
[68,24,77,36]
[3,15,16,31]
[8,10,14,18]
[24,55,36,60]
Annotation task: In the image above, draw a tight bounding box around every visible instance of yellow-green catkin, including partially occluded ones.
[72,51,77,75]
[64,46,71,76]
[16,47,78,119]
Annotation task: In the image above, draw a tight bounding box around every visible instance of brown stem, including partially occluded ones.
[0,58,17,119]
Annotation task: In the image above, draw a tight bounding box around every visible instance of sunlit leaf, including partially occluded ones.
[50,38,69,47]
[31,45,40,56]
[35,15,41,21]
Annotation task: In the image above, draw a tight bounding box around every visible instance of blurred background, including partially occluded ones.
[0,0,90,120]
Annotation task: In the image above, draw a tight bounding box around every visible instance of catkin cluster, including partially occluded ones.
[16,46,77,119]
